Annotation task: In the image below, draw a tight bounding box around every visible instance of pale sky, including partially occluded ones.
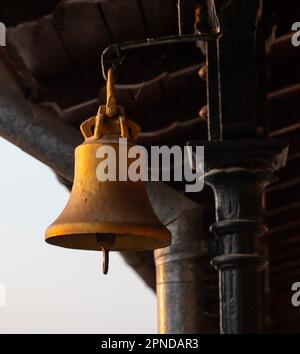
[0,138,156,334]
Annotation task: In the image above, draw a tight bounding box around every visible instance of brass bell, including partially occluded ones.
[45,69,171,273]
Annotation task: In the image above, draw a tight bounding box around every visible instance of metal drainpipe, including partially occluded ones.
[147,182,208,334]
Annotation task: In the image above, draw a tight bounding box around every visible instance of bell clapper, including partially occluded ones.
[96,233,115,275]
[101,247,110,275]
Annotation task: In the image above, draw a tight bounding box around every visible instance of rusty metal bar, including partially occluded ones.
[0,85,81,180]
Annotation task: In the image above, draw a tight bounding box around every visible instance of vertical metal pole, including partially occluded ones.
[206,39,222,140]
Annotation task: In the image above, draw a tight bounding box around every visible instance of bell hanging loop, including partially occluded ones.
[106,68,118,118]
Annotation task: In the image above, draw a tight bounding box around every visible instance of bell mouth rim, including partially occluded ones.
[45,222,171,251]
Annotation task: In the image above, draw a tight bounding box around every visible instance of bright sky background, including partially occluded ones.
[0,138,156,334]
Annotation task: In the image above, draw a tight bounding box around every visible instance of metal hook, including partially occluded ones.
[177,0,182,35]
[106,68,118,117]
[101,32,222,82]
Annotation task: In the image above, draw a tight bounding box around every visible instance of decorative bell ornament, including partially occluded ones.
[45,69,171,273]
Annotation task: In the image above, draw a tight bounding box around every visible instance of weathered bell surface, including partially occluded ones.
[45,69,171,271]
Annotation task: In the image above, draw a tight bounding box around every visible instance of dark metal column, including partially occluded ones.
[212,0,261,139]
[207,166,272,333]
[189,140,288,333]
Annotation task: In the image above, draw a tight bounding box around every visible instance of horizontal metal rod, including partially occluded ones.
[101,32,222,80]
